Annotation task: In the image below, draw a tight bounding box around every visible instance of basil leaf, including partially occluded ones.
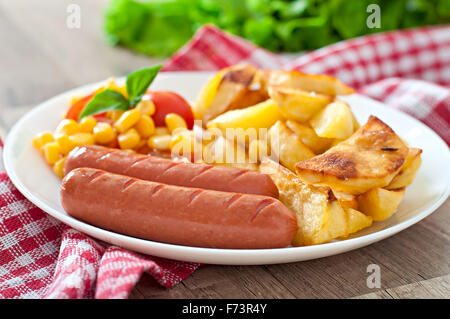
[126,65,162,106]
[79,89,129,120]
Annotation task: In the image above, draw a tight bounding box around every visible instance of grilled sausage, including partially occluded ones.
[64,145,279,198]
[61,168,297,249]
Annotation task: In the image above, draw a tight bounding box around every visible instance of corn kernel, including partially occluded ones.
[55,119,79,135]
[55,134,76,155]
[155,127,170,136]
[107,110,124,122]
[32,131,54,150]
[136,99,155,116]
[134,139,147,150]
[69,133,95,146]
[148,135,171,150]
[165,113,187,134]
[78,116,97,133]
[170,131,198,155]
[53,157,67,178]
[114,109,141,133]
[43,142,61,165]
[134,115,155,138]
[118,128,140,150]
[93,122,116,144]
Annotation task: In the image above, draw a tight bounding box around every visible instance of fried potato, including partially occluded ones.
[333,191,358,210]
[385,148,422,189]
[202,135,259,170]
[296,116,409,194]
[310,100,355,139]
[358,188,405,221]
[263,70,355,96]
[206,99,283,137]
[198,64,269,124]
[260,159,372,245]
[193,69,225,120]
[268,86,333,122]
[345,208,373,235]
[268,121,315,171]
[312,203,373,243]
[285,120,333,154]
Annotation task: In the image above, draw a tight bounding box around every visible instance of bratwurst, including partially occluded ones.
[61,168,297,249]
[64,145,279,198]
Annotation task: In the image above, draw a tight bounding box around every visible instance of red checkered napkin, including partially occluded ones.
[1,24,450,300]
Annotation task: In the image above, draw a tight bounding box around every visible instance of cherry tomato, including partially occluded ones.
[65,93,94,121]
[147,91,194,129]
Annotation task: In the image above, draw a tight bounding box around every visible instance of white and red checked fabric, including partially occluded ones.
[1,24,449,300]
[359,78,450,144]
[163,24,285,71]
[289,25,450,89]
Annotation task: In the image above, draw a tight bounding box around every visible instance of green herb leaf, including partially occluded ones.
[79,89,129,120]
[126,65,162,106]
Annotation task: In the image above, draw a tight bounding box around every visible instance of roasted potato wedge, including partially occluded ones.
[310,100,355,139]
[206,99,283,139]
[358,188,405,221]
[268,121,315,171]
[192,70,225,120]
[263,70,355,96]
[386,148,422,189]
[345,207,373,235]
[197,64,269,124]
[202,135,258,170]
[269,86,333,122]
[285,120,333,154]
[296,116,409,194]
[333,191,358,210]
[260,159,372,245]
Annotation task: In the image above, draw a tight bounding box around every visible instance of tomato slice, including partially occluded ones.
[148,91,194,129]
[65,93,94,121]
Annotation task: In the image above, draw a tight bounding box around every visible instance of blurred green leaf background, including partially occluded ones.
[104,0,450,57]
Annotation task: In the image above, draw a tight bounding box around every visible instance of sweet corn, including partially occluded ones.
[118,128,140,150]
[114,109,141,133]
[78,116,97,133]
[55,134,76,155]
[134,115,155,138]
[248,139,269,163]
[170,131,198,156]
[154,127,170,136]
[69,132,95,147]
[55,119,79,135]
[32,131,54,150]
[43,142,61,165]
[136,99,155,116]
[107,110,124,122]
[148,134,171,150]
[93,122,116,144]
[53,157,67,178]
[165,113,187,133]
[134,139,147,151]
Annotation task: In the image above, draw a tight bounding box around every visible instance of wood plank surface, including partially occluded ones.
[1,0,448,299]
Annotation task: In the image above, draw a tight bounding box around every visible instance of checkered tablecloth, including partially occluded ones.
[1,24,449,299]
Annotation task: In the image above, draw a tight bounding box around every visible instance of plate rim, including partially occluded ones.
[3,72,450,265]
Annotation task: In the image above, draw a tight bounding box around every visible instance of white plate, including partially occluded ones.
[3,72,450,265]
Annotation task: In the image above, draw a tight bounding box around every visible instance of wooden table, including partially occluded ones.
[1,0,448,299]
